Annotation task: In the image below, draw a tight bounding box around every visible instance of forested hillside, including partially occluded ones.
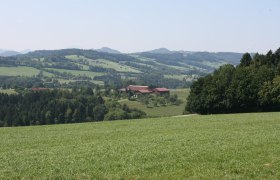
[186,48,280,114]
[0,48,243,89]
[0,88,146,127]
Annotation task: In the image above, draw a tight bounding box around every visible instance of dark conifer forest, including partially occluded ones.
[0,88,146,127]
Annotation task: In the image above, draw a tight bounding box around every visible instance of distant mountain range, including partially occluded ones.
[94,47,121,54]
[0,47,123,56]
[146,48,174,54]
[0,47,245,74]
[0,49,32,57]
[0,47,246,58]
[0,47,247,69]
[0,48,247,88]
[0,50,21,57]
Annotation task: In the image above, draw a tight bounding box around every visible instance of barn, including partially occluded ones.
[120,85,170,95]
[153,88,170,95]
[126,85,153,94]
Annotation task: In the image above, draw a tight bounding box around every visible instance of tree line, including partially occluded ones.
[0,88,146,127]
[186,48,280,114]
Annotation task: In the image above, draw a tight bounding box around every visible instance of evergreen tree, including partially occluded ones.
[240,53,252,67]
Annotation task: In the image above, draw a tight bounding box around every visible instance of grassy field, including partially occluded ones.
[164,74,186,80]
[74,62,90,70]
[41,70,56,77]
[1,112,280,179]
[0,66,40,77]
[66,55,141,73]
[89,59,141,73]
[119,89,189,117]
[66,55,91,61]
[57,79,105,86]
[119,100,186,117]
[0,66,55,78]
[0,89,17,94]
[44,68,105,79]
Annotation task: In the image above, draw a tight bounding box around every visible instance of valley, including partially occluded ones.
[0,48,243,89]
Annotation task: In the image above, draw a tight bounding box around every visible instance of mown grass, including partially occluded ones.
[1,112,280,179]
[0,66,40,77]
[119,100,186,117]
[74,62,90,70]
[66,55,141,73]
[119,89,189,117]
[65,55,90,61]
[57,79,104,86]
[0,66,55,78]
[120,100,185,117]
[44,68,105,79]
[41,70,56,77]
[89,59,141,73]
[0,89,17,95]
[164,74,186,80]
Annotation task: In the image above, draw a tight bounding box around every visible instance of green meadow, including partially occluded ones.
[44,68,105,79]
[0,89,17,95]
[1,112,280,179]
[164,74,186,80]
[0,66,55,78]
[66,55,141,73]
[89,59,141,73]
[57,79,104,86]
[0,66,40,77]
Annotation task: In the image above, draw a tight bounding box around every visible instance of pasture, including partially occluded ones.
[44,68,105,79]
[89,59,141,73]
[57,79,104,86]
[0,89,17,95]
[0,112,280,179]
[0,66,40,77]
[66,55,141,73]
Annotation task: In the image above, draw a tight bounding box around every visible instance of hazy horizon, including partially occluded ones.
[0,47,261,54]
[1,0,280,53]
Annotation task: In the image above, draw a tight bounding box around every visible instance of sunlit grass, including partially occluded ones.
[1,112,280,179]
[0,89,17,95]
[44,68,105,79]
[0,66,40,77]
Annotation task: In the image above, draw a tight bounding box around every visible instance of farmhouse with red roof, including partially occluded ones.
[153,88,170,95]
[120,85,170,96]
[126,85,153,94]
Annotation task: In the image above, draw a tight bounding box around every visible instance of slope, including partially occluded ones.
[0,112,280,179]
[0,48,243,88]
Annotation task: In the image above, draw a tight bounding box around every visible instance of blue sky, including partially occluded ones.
[0,0,279,53]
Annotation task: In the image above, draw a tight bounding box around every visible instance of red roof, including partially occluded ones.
[127,85,150,91]
[138,89,153,93]
[154,88,170,92]
[125,85,169,94]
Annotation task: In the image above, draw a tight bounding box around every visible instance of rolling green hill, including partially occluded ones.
[0,48,243,88]
[1,112,280,179]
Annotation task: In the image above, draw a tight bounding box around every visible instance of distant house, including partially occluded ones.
[120,85,170,96]
[126,85,153,94]
[153,88,170,95]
